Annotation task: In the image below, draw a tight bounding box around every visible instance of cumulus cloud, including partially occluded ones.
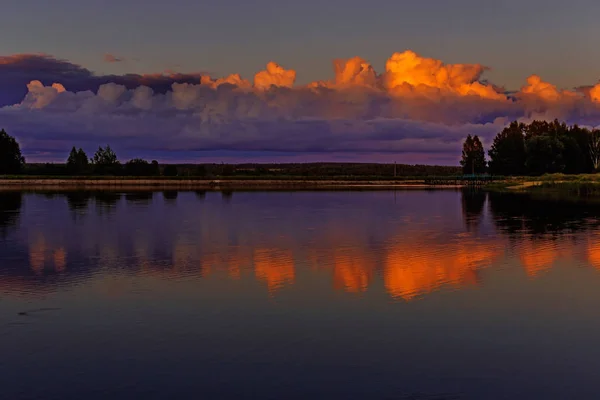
[254,62,296,90]
[0,54,208,107]
[2,50,600,162]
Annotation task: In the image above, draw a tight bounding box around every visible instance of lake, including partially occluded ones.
[2,189,600,399]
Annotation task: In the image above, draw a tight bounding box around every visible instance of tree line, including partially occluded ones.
[0,128,466,177]
[461,120,600,175]
[0,129,179,176]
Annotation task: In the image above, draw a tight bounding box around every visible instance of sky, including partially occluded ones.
[1,0,600,163]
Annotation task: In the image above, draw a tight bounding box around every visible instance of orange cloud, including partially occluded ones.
[383,50,504,100]
[519,75,581,102]
[333,57,378,87]
[201,73,251,89]
[254,62,296,90]
[589,84,600,103]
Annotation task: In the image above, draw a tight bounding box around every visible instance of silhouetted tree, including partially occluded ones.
[163,165,178,177]
[488,122,526,175]
[124,158,159,176]
[151,160,160,176]
[91,145,121,175]
[66,147,89,175]
[559,134,585,174]
[0,129,25,174]
[221,163,236,176]
[589,129,600,171]
[460,135,486,174]
[195,164,207,177]
[525,134,565,175]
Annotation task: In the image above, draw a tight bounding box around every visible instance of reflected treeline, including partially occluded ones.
[460,189,486,231]
[125,192,154,205]
[65,191,93,211]
[0,192,23,236]
[487,191,600,235]
[163,191,178,202]
[5,190,600,301]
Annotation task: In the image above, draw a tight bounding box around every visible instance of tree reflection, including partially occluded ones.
[461,189,487,231]
[488,192,598,236]
[125,192,154,205]
[0,192,22,237]
[65,191,92,213]
[221,190,233,202]
[195,191,207,201]
[93,192,122,214]
[163,191,178,203]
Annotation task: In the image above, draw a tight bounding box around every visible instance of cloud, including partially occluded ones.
[0,54,207,107]
[1,50,600,163]
[254,62,296,90]
[103,53,124,63]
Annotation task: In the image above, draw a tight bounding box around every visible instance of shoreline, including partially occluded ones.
[0,178,469,191]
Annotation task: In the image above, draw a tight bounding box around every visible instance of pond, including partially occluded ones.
[2,189,600,399]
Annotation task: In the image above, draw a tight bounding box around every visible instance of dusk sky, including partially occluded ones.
[2,0,600,163]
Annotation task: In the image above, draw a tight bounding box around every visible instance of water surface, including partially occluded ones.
[2,189,600,399]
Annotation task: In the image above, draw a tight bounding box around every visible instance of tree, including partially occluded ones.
[559,134,585,174]
[163,165,178,177]
[151,160,160,176]
[589,129,600,171]
[0,129,25,174]
[91,145,121,175]
[488,122,526,175]
[460,135,486,174]
[569,125,594,173]
[221,164,236,176]
[525,134,565,175]
[195,164,207,177]
[92,145,118,165]
[66,146,89,175]
[123,158,159,176]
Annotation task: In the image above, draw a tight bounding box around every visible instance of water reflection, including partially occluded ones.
[125,191,154,205]
[461,188,486,231]
[2,190,600,301]
[0,192,22,237]
[94,192,122,215]
[384,234,495,300]
[163,191,178,202]
[488,191,599,235]
[65,191,92,212]
[29,232,67,275]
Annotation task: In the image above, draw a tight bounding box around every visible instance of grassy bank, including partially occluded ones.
[488,173,600,197]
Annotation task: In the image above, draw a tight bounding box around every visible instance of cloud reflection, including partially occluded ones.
[2,190,600,300]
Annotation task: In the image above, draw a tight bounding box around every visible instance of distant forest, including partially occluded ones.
[4,119,599,178]
[0,129,461,178]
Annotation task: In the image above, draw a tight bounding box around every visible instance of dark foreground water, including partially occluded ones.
[2,189,600,399]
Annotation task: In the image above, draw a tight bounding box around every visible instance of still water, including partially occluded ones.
[2,189,600,399]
